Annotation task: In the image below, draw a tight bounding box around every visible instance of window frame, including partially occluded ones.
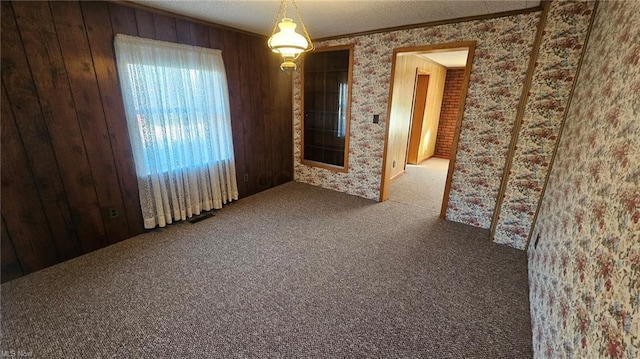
[300,44,354,173]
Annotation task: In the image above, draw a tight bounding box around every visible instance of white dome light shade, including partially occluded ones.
[268,18,309,58]
[267,0,313,72]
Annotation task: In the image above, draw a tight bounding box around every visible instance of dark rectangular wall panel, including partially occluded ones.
[50,1,130,244]
[222,30,249,198]
[82,1,145,236]
[1,83,59,272]
[175,19,192,45]
[189,23,210,48]
[108,3,138,36]
[1,2,81,261]
[12,1,108,254]
[134,9,155,39]
[1,216,23,282]
[153,13,177,42]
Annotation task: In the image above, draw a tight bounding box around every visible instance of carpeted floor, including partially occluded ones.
[1,158,532,358]
[389,158,450,210]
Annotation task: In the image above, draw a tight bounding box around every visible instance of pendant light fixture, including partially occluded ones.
[267,0,314,71]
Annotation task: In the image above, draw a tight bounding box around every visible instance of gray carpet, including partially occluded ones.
[1,160,532,358]
[389,158,450,209]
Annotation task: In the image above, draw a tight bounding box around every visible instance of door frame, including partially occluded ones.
[379,41,476,220]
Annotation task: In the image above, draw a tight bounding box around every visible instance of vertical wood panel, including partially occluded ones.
[1,2,81,260]
[1,216,23,283]
[223,30,248,198]
[134,9,155,38]
[245,36,262,194]
[84,1,145,236]
[189,22,209,48]
[386,54,446,179]
[254,37,273,190]
[1,83,59,272]
[12,1,108,253]
[264,48,278,187]
[208,27,223,49]
[175,18,192,44]
[108,3,138,36]
[417,61,446,161]
[50,1,130,244]
[153,13,177,42]
[238,35,261,195]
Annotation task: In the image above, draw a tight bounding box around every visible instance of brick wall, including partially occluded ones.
[434,69,465,158]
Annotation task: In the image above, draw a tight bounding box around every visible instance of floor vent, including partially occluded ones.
[188,212,214,224]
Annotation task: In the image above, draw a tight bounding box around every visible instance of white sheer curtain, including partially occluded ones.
[114,34,238,229]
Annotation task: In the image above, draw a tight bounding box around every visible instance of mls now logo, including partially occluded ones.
[1,349,32,357]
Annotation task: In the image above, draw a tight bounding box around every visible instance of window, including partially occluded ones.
[114,34,238,229]
[115,35,235,177]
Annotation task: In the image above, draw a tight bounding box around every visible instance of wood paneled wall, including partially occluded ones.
[416,58,446,162]
[385,54,446,180]
[0,1,293,282]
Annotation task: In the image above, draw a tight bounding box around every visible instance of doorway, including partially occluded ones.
[380,41,476,218]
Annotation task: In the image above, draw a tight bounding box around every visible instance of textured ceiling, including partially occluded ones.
[131,0,541,39]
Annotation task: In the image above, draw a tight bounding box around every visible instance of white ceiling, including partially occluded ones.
[419,50,469,67]
[131,0,541,39]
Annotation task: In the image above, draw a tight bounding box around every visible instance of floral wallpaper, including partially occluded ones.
[528,1,640,358]
[293,12,540,229]
[493,0,596,249]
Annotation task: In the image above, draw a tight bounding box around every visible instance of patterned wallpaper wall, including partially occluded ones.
[493,0,596,249]
[293,12,540,229]
[528,1,640,358]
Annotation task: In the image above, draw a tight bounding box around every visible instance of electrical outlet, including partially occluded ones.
[108,208,118,219]
[243,173,249,182]
[373,114,380,124]
[392,160,396,168]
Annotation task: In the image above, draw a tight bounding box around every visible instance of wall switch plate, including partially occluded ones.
[373,114,379,124]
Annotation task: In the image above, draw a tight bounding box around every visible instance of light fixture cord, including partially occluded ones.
[291,0,314,50]
[269,0,288,36]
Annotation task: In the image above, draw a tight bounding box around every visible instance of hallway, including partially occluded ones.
[388,157,449,215]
